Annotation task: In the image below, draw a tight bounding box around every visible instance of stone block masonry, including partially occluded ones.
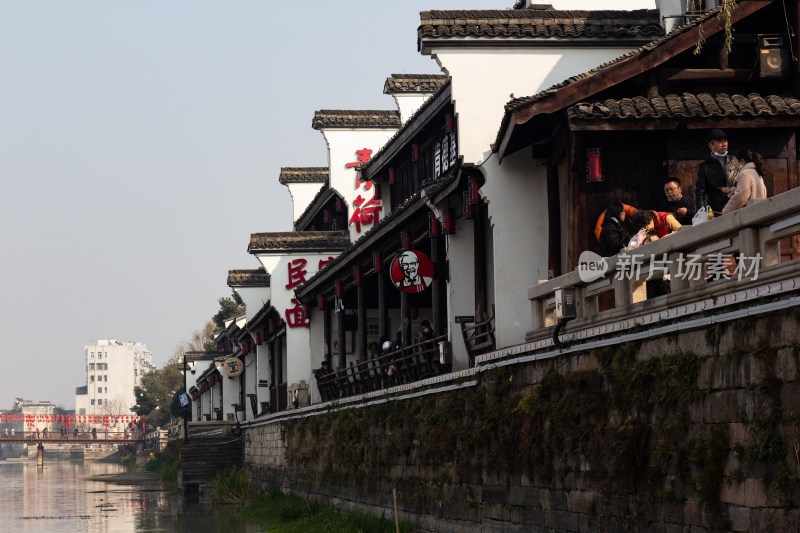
[242,306,800,532]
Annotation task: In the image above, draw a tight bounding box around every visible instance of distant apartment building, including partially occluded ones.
[74,340,154,416]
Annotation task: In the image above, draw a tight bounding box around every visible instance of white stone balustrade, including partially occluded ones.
[527,187,800,342]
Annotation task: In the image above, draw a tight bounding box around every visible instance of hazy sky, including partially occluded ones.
[0,0,655,410]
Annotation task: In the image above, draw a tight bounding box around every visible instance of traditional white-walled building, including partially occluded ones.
[188,1,698,415]
[74,340,154,416]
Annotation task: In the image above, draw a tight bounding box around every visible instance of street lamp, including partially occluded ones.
[182,352,189,442]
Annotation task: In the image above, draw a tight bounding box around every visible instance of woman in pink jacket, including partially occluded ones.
[722,149,767,214]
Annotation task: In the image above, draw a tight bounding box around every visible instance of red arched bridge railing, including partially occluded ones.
[0,430,145,443]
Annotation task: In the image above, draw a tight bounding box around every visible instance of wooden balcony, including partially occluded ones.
[527,188,800,344]
[315,335,450,402]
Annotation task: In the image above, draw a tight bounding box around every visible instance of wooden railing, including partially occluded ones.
[315,335,450,402]
[0,429,144,442]
[528,188,800,342]
[460,307,496,366]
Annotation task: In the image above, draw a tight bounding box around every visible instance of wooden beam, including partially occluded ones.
[570,117,800,131]
[511,0,775,126]
[657,68,752,81]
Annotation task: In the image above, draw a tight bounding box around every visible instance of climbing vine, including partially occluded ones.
[693,0,738,55]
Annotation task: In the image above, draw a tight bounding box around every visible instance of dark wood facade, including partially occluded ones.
[502,0,800,273]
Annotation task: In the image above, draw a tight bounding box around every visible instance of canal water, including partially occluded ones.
[0,460,259,533]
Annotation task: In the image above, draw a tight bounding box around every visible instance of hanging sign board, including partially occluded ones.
[222,358,243,378]
[390,250,434,293]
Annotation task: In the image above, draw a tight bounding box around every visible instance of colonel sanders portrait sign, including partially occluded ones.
[390,250,434,293]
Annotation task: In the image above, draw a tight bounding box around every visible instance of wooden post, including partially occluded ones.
[357,282,367,360]
[276,335,283,387]
[431,235,444,335]
[474,203,487,325]
[378,270,388,340]
[401,291,410,347]
[324,303,332,366]
[338,306,347,370]
[392,488,400,533]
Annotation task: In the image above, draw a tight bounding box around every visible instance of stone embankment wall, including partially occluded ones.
[243,308,800,532]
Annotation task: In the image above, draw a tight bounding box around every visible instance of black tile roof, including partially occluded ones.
[248,231,350,253]
[279,167,329,185]
[312,110,401,129]
[227,268,270,287]
[493,4,736,151]
[568,93,800,122]
[384,74,449,94]
[418,9,662,46]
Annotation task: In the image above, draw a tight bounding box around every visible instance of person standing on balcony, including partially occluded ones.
[695,129,738,214]
[722,149,767,214]
[661,177,695,225]
[598,201,630,257]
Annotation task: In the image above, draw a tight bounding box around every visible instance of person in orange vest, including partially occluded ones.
[594,203,638,242]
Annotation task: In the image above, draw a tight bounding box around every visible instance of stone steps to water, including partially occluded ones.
[180,436,243,490]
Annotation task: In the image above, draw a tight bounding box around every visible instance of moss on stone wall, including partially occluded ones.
[278,316,800,530]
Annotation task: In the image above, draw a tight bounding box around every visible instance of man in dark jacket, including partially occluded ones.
[661,177,695,225]
[695,129,738,214]
[598,201,629,257]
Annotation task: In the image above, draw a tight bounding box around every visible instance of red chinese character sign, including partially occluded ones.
[285,259,308,289]
[285,298,310,328]
[345,148,382,234]
[390,250,434,293]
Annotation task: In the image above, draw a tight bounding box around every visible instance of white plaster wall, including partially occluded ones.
[233,286,271,322]
[446,219,475,370]
[320,128,398,242]
[243,351,257,420]
[255,251,339,391]
[480,151,549,349]
[256,343,270,397]
[430,47,640,165]
[287,182,326,223]
[392,93,436,124]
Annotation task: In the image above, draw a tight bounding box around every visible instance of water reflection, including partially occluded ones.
[0,461,257,533]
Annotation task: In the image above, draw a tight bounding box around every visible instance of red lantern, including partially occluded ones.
[324,209,330,224]
[443,208,454,235]
[463,191,476,219]
[336,197,344,212]
[401,232,411,251]
[335,280,343,299]
[373,251,383,273]
[446,113,455,132]
[353,265,362,286]
[269,320,276,334]
[389,168,396,184]
[468,177,481,205]
[372,183,381,200]
[318,294,326,310]
[586,148,603,182]
[303,304,311,321]
[429,212,441,237]
[412,144,420,162]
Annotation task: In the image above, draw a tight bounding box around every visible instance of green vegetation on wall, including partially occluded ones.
[281,322,800,530]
